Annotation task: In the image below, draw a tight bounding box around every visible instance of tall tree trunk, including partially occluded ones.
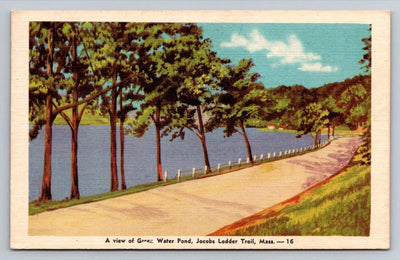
[69,90,80,199]
[39,23,53,202]
[327,125,331,139]
[196,105,211,173]
[69,34,80,200]
[155,108,163,181]
[311,133,317,147]
[239,119,253,164]
[315,130,321,147]
[318,130,321,147]
[39,94,53,201]
[109,73,119,191]
[119,91,126,190]
[332,126,335,137]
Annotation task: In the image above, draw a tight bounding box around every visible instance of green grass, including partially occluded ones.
[52,109,110,125]
[226,150,371,236]
[258,127,298,134]
[260,124,362,136]
[334,125,351,131]
[30,177,185,215]
[321,125,362,136]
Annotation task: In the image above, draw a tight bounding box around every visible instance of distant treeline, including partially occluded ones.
[267,74,370,137]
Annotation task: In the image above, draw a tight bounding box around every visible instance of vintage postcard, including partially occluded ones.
[10,10,390,249]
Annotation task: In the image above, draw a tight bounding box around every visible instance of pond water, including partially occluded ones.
[29,125,326,201]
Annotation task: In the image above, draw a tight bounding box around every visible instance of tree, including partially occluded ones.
[29,22,60,201]
[358,26,372,164]
[55,22,97,200]
[339,84,369,129]
[167,31,230,174]
[320,95,344,138]
[268,85,315,130]
[359,26,371,74]
[294,102,329,147]
[129,23,203,181]
[30,22,126,201]
[29,22,86,201]
[94,23,123,192]
[117,49,145,189]
[117,90,141,190]
[91,22,147,191]
[207,58,270,164]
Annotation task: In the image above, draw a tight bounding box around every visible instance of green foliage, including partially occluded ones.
[265,73,371,147]
[266,85,315,131]
[126,24,218,137]
[339,84,370,128]
[207,59,273,136]
[295,102,329,136]
[359,26,371,73]
[335,79,371,164]
[266,84,329,144]
[167,31,230,140]
[29,22,62,139]
[230,163,371,236]
[320,95,344,126]
[29,22,113,138]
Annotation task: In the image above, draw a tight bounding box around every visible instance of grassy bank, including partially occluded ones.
[52,108,109,125]
[259,125,363,136]
[258,127,298,134]
[321,125,365,136]
[30,176,186,215]
[210,147,370,236]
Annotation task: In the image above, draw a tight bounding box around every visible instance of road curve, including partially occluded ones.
[29,136,362,236]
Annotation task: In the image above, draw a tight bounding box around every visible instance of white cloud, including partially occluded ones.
[220,33,249,48]
[221,29,336,72]
[266,34,321,64]
[298,62,339,72]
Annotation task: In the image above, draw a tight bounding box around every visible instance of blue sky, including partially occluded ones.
[199,23,370,89]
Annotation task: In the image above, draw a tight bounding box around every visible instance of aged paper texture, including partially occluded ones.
[11,10,390,249]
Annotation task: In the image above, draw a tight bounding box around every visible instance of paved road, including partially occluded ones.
[29,136,362,236]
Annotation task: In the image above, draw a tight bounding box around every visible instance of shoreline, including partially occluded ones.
[29,135,345,215]
[29,136,362,236]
